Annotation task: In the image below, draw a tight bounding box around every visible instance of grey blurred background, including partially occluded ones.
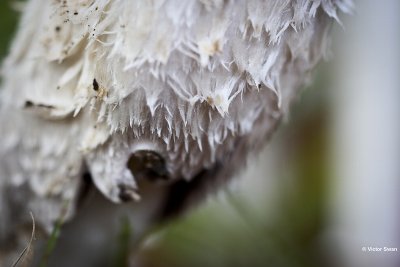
[1,1,399,267]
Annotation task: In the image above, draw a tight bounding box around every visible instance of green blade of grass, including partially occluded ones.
[38,201,69,267]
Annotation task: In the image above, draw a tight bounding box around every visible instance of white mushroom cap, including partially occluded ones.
[0,0,351,232]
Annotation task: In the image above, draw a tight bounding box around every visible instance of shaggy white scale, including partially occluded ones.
[0,0,351,260]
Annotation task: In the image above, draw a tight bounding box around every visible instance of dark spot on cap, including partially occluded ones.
[93,78,99,91]
[24,101,34,107]
[127,150,169,182]
[74,11,78,15]
[55,26,61,32]
[24,101,54,109]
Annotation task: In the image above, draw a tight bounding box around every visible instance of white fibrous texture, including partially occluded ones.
[0,0,351,234]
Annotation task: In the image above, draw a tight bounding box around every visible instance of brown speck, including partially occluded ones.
[24,101,54,109]
[74,11,78,15]
[93,78,99,91]
[212,40,221,53]
[206,96,214,105]
[24,101,34,107]
[38,104,54,109]
[55,26,61,32]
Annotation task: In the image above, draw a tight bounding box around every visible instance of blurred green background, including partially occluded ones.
[0,1,18,59]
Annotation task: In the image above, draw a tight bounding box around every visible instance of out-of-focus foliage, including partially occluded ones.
[0,1,19,59]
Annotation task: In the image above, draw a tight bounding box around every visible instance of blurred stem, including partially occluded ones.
[113,216,132,267]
